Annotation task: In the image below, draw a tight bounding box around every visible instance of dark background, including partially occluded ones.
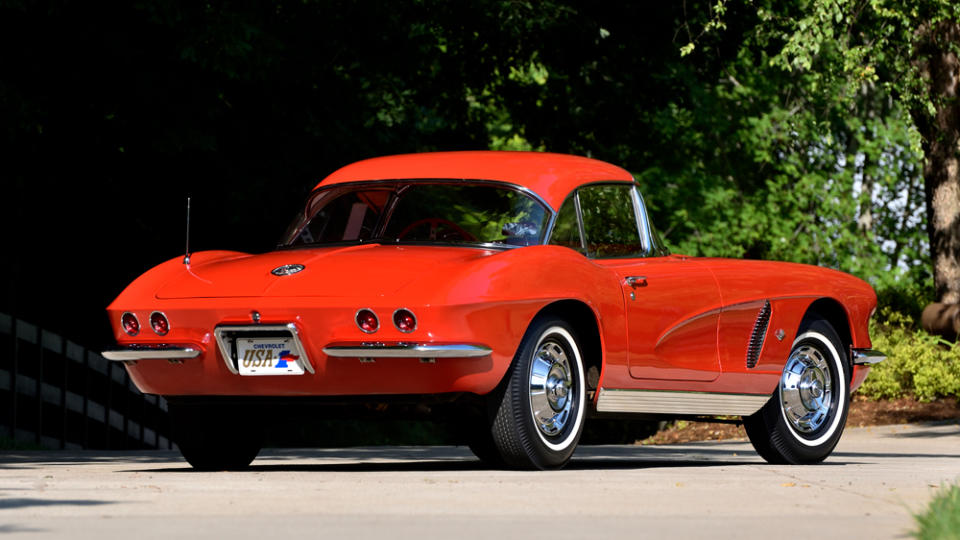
[3,1,726,348]
[3,1,928,351]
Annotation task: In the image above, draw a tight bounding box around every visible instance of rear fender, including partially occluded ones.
[106,251,248,334]
[428,245,626,391]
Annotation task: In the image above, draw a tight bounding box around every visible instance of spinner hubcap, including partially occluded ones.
[780,345,833,434]
[529,338,575,437]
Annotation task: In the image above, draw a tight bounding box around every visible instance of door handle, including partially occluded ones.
[625,276,648,288]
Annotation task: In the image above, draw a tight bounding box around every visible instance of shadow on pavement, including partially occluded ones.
[0,451,183,470]
[833,451,960,459]
[0,498,114,510]
[4,444,886,474]
[888,424,960,438]
[124,457,762,474]
[0,524,46,534]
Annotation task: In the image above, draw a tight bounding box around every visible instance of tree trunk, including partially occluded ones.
[914,21,960,305]
[921,302,960,341]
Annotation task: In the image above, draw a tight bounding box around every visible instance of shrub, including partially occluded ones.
[858,308,960,401]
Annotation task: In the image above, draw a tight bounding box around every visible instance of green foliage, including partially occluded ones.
[0,1,944,339]
[859,307,960,401]
[645,3,932,293]
[877,280,936,321]
[462,1,937,296]
[759,0,960,120]
[913,483,960,540]
[659,0,960,297]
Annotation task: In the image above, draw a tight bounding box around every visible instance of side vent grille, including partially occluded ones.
[746,300,771,369]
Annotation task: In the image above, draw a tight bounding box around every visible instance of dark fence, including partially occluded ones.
[0,313,173,450]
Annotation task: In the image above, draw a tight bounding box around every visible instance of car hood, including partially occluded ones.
[155,244,500,299]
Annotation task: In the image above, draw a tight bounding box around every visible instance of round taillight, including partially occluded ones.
[150,311,170,336]
[121,312,140,336]
[393,309,417,333]
[356,309,379,333]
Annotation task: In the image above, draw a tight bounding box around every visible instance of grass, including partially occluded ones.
[914,483,960,540]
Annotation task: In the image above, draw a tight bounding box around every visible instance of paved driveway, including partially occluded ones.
[2,422,958,539]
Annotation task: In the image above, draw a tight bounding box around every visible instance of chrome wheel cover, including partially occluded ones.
[780,344,833,434]
[529,338,575,438]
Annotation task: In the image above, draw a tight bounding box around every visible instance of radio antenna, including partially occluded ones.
[183,196,191,265]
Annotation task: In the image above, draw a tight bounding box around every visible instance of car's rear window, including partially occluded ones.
[281,181,550,248]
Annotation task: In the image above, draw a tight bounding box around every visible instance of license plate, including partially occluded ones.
[235,337,305,376]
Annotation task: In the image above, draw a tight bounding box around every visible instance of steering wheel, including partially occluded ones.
[397,218,477,241]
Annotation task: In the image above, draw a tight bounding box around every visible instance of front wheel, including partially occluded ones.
[744,318,850,464]
[488,318,587,470]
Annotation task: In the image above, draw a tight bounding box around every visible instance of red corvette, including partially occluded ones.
[104,151,883,470]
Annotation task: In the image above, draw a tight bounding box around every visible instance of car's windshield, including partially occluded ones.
[280,181,550,248]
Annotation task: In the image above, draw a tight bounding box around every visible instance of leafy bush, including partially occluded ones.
[875,281,935,323]
[913,483,960,540]
[858,308,960,401]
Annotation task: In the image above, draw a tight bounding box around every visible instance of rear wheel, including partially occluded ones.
[488,317,587,470]
[168,401,263,471]
[744,318,850,464]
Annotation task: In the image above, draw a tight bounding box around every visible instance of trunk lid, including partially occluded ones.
[155,244,498,299]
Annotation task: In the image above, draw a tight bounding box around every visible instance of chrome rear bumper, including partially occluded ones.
[323,342,492,358]
[852,349,886,365]
[102,345,200,361]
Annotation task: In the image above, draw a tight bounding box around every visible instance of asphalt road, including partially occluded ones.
[2,422,959,539]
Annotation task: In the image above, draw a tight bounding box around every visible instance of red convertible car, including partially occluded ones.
[104,151,883,470]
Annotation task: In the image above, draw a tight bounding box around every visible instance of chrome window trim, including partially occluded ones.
[573,190,587,253]
[213,324,315,375]
[542,211,560,246]
[543,190,588,254]
[323,342,492,358]
[280,239,526,252]
[631,186,653,254]
[633,184,671,256]
[102,346,200,361]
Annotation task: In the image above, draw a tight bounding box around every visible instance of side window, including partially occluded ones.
[548,196,585,254]
[579,184,645,258]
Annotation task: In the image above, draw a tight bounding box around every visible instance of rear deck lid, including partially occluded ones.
[155,244,496,299]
